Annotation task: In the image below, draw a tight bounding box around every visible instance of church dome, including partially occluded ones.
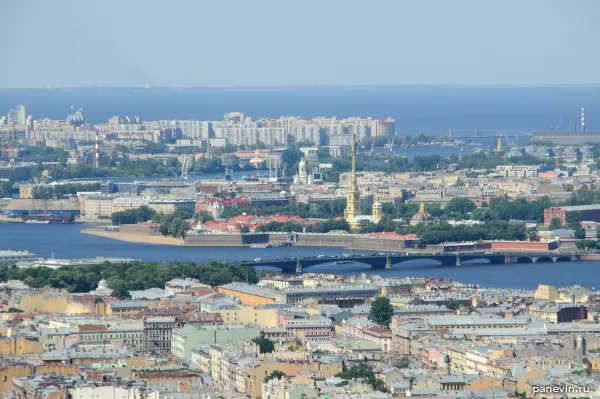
[411,200,432,223]
[98,279,108,289]
[411,211,432,222]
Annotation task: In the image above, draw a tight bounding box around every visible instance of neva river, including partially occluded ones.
[1,223,598,290]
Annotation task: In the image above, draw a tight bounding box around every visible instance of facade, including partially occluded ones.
[279,285,380,306]
[544,207,567,226]
[171,324,260,363]
[544,204,600,225]
[77,324,144,351]
[215,307,279,328]
[105,301,148,317]
[217,283,280,306]
[148,198,195,214]
[495,165,539,178]
[283,317,333,341]
[112,196,149,213]
[143,316,181,354]
[129,288,165,300]
[83,195,114,218]
[527,304,588,323]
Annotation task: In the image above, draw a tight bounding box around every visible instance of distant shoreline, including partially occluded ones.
[2,84,599,91]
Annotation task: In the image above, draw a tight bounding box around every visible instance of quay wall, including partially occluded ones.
[185,234,245,246]
[184,232,410,250]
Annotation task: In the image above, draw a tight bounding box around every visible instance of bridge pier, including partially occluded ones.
[552,257,558,262]
[531,257,538,263]
[295,258,302,273]
[385,255,392,270]
[456,254,461,267]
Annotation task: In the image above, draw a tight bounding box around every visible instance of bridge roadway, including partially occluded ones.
[237,252,580,273]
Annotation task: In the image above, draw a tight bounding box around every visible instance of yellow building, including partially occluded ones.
[19,185,35,199]
[534,284,561,301]
[217,283,279,306]
[148,199,195,214]
[216,306,279,328]
[11,292,96,315]
[0,335,44,356]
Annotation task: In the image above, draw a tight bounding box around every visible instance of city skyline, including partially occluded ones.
[1,0,599,88]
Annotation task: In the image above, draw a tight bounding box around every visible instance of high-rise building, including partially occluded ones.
[16,105,26,125]
[7,109,18,125]
[7,105,26,126]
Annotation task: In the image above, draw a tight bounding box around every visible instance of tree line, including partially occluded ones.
[32,183,101,199]
[0,260,258,299]
[111,206,193,238]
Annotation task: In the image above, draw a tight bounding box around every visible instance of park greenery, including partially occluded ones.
[110,206,193,238]
[220,199,347,220]
[0,260,258,299]
[368,296,394,328]
[335,363,387,393]
[264,370,286,383]
[252,337,275,354]
[254,219,350,234]
[0,181,13,198]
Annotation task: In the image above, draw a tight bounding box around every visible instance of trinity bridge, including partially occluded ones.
[237,252,581,273]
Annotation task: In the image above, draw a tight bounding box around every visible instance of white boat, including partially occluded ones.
[24,220,50,224]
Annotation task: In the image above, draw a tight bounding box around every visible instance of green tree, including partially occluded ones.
[252,337,275,353]
[368,296,394,328]
[445,197,476,216]
[596,228,600,240]
[264,370,286,383]
[197,211,214,223]
[566,211,582,229]
[239,226,250,234]
[548,217,562,231]
[526,228,540,242]
[574,226,587,240]
[446,300,461,311]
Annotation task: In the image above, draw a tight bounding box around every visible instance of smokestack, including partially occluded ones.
[95,132,100,168]
[581,108,586,133]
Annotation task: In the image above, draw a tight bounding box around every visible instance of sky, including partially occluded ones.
[0,0,599,88]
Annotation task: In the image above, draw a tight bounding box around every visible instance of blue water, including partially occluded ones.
[0,86,598,134]
[1,222,598,289]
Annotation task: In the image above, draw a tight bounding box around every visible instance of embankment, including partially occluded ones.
[82,225,413,251]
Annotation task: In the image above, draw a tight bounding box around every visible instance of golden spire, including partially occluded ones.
[419,199,425,214]
[351,132,356,175]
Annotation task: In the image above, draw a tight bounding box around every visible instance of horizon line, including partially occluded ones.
[1,83,600,91]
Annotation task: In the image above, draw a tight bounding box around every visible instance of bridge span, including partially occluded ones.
[238,252,581,273]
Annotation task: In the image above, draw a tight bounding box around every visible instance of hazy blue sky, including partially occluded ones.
[1,0,599,88]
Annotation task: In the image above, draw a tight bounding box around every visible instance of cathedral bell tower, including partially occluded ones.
[344,133,360,221]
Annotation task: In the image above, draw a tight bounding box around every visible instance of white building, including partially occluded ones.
[495,165,539,178]
[165,278,200,296]
[70,385,160,399]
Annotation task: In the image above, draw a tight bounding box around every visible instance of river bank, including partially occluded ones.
[81,227,185,246]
